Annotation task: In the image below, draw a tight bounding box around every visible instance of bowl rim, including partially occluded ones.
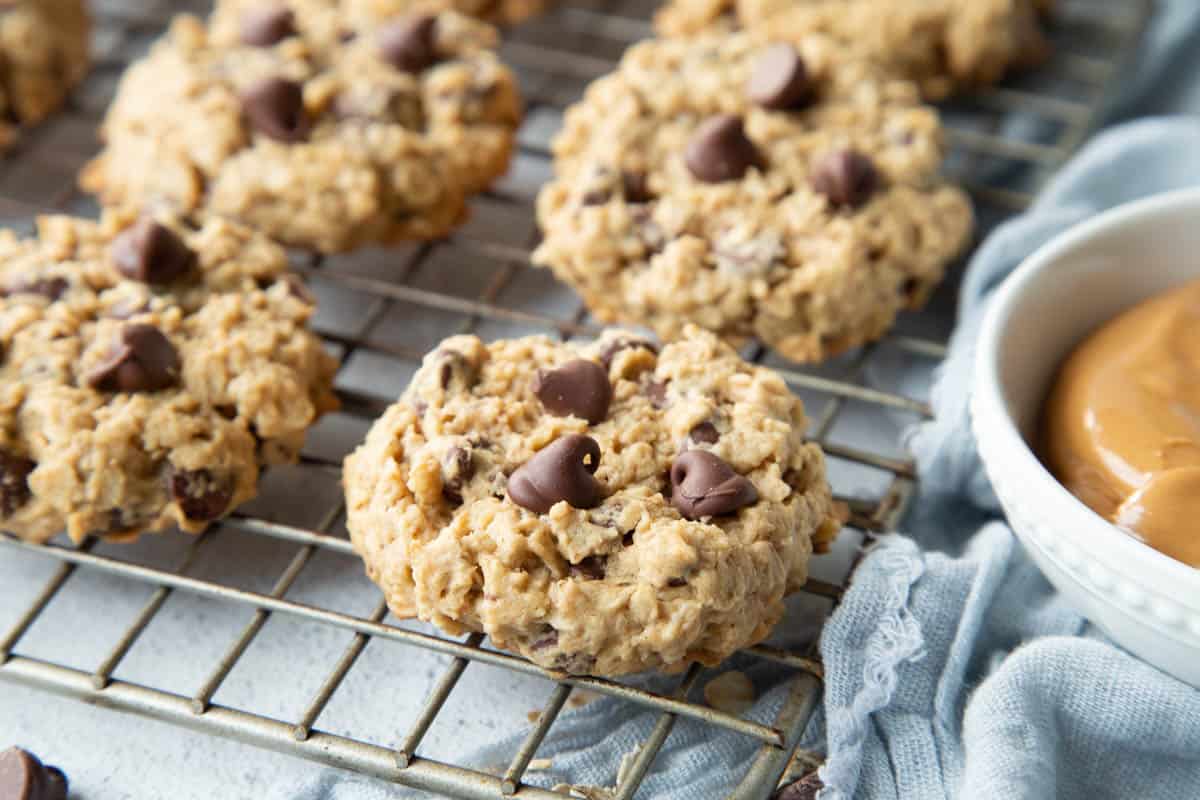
[974,186,1200,584]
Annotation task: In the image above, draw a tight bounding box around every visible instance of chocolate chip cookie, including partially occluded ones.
[81,5,521,253]
[656,0,1053,100]
[0,0,91,151]
[0,210,339,545]
[344,328,840,676]
[534,32,973,363]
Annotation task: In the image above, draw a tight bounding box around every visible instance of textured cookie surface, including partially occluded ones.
[0,211,339,544]
[534,32,973,363]
[343,0,549,27]
[656,0,1053,100]
[82,4,521,253]
[0,0,91,150]
[344,328,839,676]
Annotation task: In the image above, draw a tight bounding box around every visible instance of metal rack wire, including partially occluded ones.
[0,0,1153,797]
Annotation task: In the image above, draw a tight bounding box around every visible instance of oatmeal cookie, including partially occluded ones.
[534,32,973,363]
[0,210,339,544]
[81,6,521,253]
[656,0,1054,99]
[344,328,840,676]
[0,0,91,151]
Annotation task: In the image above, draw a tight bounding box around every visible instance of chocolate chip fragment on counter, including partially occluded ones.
[508,434,604,514]
[87,324,181,393]
[811,149,878,209]
[670,450,758,519]
[240,6,296,46]
[688,421,720,445]
[599,337,658,369]
[2,277,68,301]
[747,44,811,110]
[685,114,763,183]
[0,747,68,800]
[570,555,606,580]
[166,468,233,522]
[441,446,475,504]
[112,218,196,285]
[241,76,311,142]
[379,15,439,73]
[534,359,612,425]
[0,451,36,517]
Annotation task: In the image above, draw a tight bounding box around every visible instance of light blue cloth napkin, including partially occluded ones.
[289,3,1200,797]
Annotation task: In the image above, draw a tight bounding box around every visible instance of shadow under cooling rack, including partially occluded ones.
[0,0,1154,798]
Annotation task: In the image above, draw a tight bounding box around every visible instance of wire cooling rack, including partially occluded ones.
[0,0,1154,797]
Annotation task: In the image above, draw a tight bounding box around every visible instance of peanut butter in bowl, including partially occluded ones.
[1041,278,1200,568]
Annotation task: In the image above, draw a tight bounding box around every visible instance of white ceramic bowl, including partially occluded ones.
[973,187,1200,688]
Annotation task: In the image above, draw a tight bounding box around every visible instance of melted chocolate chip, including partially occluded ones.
[166,468,232,522]
[240,6,297,46]
[379,15,439,73]
[570,555,606,580]
[599,337,658,369]
[811,149,878,209]
[0,450,36,517]
[773,771,823,800]
[0,748,68,800]
[667,577,687,588]
[87,324,181,393]
[441,446,475,504]
[112,218,196,285]
[685,114,763,183]
[644,379,669,409]
[3,277,68,301]
[669,450,758,519]
[688,421,719,445]
[92,320,171,375]
[534,359,612,425]
[747,44,811,110]
[241,76,311,142]
[508,434,604,514]
[434,349,477,392]
[622,171,652,203]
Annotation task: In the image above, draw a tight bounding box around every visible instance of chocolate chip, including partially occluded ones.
[622,171,652,203]
[240,6,296,46]
[622,531,635,547]
[688,421,719,444]
[534,359,612,425]
[112,219,196,285]
[166,468,232,522]
[644,379,668,409]
[747,44,811,110]
[531,627,558,650]
[2,277,68,301]
[0,747,68,800]
[441,446,474,504]
[811,149,878,209]
[433,349,477,392]
[599,337,658,369]
[669,450,758,519]
[87,324,181,393]
[667,577,687,588]
[241,76,311,142]
[508,434,604,514]
[0,450,35,517]
[773,771,823,800]
[685,114,762,183]
[379,15,439,73]
[570,555,606,580]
